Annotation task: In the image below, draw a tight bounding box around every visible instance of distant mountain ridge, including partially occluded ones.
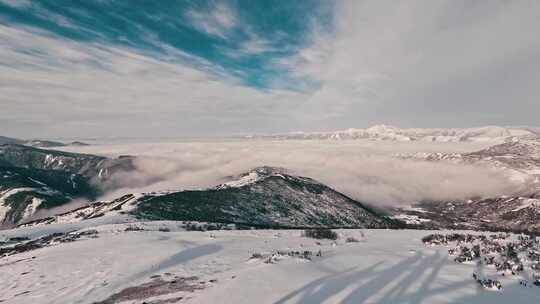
[393,196,540,233]
[252,125,539,142]
[396,140,540,191]
[0,135,88,148]
[24,166,401,229]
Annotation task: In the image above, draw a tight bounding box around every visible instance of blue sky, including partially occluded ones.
[0,0,332,89]
[1,0,540,138]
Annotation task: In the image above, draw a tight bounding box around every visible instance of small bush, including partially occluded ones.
[346,237,360,243]
[124,225,144,232]
[303,228,338,240]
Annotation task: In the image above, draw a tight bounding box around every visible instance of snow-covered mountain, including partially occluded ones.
[393,196,540,233]
[0,144,135,179]
[393,140,540,232]
[396,140,540,188]
[253,125,539,142]
[24,167,400,229]
[0,167,98,228]
[0,144,136,227]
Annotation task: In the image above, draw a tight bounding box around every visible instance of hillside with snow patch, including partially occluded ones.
[23,167,399,229]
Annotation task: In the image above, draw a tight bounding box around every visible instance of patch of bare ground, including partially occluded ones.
[93,276,207,304]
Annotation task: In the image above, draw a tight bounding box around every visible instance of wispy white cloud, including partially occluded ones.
[0,24,305,138]
[185,3,237,39]
[3,0,540,139]
[0,0,32,9]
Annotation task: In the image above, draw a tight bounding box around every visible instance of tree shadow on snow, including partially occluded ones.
[127,243,223,282]
[274,251,472,304]
[87,243,223,299]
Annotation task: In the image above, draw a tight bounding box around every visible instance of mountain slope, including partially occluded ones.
[0,136,25,145]
[0,144,135,228]
[0,144,135,181]
[25,167,400,229]
[397,140,540,189]
[393,196,540,233]
[393,140,540,233]
[0,166,98,227]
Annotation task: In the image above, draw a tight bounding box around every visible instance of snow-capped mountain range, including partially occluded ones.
[252,125,539,142]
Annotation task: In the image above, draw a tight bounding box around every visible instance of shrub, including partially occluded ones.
[346,236,360,243]
[303,228,338,240]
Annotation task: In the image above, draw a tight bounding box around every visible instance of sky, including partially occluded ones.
[1,0,540,139]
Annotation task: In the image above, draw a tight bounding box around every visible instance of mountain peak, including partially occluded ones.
[217,166,291,189]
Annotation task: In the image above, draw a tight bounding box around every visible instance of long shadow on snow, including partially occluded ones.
[124,243,223,284]
[274,251,471,304]
[88,243,222,299]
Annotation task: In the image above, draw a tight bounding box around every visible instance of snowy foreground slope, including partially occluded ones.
[2,224,540,304]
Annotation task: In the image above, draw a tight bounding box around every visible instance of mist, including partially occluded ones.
[59,139,519,208]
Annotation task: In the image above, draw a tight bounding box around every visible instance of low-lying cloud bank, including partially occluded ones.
[61,140,519,208]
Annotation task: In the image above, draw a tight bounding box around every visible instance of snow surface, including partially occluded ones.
[2,225,540,304]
